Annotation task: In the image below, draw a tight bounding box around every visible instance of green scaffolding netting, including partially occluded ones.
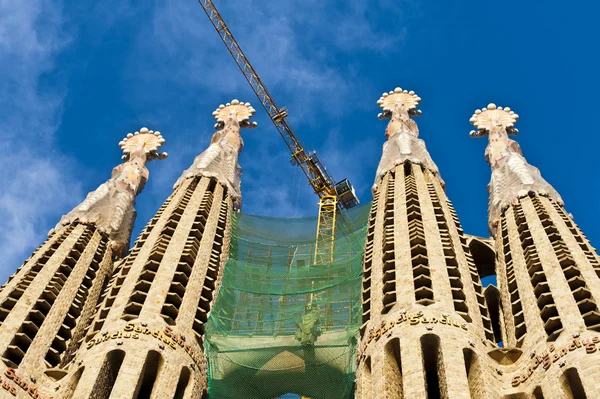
[205,203,371,399]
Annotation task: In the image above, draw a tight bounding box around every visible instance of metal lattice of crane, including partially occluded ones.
[196,0,359,265]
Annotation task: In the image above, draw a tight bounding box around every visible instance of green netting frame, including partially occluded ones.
[205,203,371,399]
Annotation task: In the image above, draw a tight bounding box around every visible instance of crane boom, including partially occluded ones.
[198,0,339,201]
[197,4,360,372]
[197,0,360,276]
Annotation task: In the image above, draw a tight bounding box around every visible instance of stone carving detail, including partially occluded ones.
[373,87,443,192]
[52,128,167,253]
[174,99,257,208]
[470,104,563,233]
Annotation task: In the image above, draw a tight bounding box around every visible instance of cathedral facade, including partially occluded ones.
[0,90,598,399]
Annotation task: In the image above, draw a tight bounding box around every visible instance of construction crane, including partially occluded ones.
[197,0,359,265]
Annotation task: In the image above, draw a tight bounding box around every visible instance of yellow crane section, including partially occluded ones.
[313,196,337,265]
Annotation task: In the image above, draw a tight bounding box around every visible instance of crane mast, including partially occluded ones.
[197,0,359,265]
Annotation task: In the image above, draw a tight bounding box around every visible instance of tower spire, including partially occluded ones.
[174,100,257,209]
[52,127,167,254]
[356,87,496,399]
[65,100,255,399]
[0,128,166,388]
[469,104,562,233]
[471,104,600,394]
[373,87,442,191]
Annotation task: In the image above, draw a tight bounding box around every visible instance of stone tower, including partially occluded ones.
[3,91,600,399]
[470,104,600,397]
[0,127,166,398]
[59,100,256,399]
[355,88,496,399]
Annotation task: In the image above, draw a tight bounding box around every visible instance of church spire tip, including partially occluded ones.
[372,86,443,191]
[118,127,168,161]
[173,99,257,208]
[212,99,258,130]
[52,127,167,253]
[377,87,422,120]
[469,103,563,234]
[469,104,519,138]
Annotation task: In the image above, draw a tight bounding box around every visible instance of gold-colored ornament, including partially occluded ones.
[376,87,422,120]
[469,103,519,136]
[118,127,167,161]
[212,99,257,126]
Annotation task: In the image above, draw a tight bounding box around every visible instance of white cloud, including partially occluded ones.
[143,0,409,118]
[0,0,81,279]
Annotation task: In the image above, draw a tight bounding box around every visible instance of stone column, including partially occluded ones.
[471,103,600,396]
[356,88,495,399]
[0,128,165,398]
[65,100,256,399]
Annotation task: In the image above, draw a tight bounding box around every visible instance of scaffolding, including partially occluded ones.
[205,203,370,399]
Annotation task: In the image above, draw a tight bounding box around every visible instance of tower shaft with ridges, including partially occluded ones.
[0,223,113,382]
[61,176,231,399]
[471,103,600,397]
[0,127,165,398]
[357,89,496,399]
[490,194,600,396]
[60,100,254,399]
[357,162,496,399]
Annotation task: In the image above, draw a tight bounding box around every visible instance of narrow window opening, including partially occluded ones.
[403,160,411,176]
[404,164,434,306]
[90,350,125,399]
[384,338,403,397]
[359,356,373,398]
[484,285,504,345]
[382,174,396,313]
[513,204,563,340]
[62,366,84,399]
[533,386,544,399]
[464,348,486,399]
[564,368,587,399]
[207,177,217,192]
[174,366,191,399]
[135,350,163,399]
[421,334,443,399]
[463,349,473,375]
[468,238,496,279]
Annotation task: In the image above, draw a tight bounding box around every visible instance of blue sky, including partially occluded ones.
[2,0,600,283]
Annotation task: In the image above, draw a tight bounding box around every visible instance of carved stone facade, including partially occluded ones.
[0,128,164,398]
[357,89,497,399]
[355,96,600,399]
[48,101,253,399]
[1,92,600,399]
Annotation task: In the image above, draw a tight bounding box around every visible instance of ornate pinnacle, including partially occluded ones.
[211,99,258,130]
[52,127,167,254]
[376,87,422,120]
[469,103,519,137]
[469,103,563,235]
[174,99,257,208]
[372,86,442,191]
[118,127,168,162]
